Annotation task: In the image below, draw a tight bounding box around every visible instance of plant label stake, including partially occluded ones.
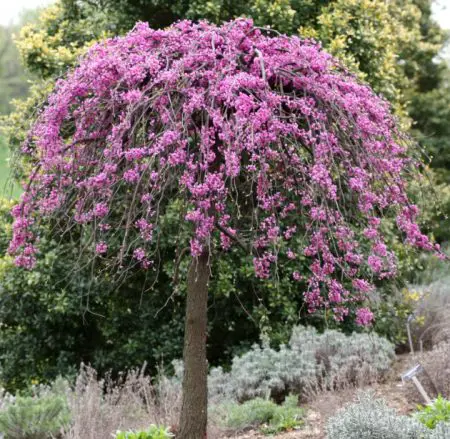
[406,314,415,355]
[401,364,432,404]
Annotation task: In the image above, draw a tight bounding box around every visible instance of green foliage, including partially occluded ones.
[1,79,55,184]
[0,33,27,114]
[416,396,450,430]
[326,392,428,439]
[0,197,184,391]
[373,287,419,347]
[0,196,302,391]
[372,170,450,347]
[0,396,68,438]
[215,395,304,433]
[261,395,305,434]
[0,379,70,439]
[15,3,112,79]
[301,0,422,107]
[114,426,174,439]
[44,0,327,36]
[409,74,450,180]
[403,1,450,242]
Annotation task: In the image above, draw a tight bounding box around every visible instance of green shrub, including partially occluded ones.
[0,393,70,439]
[261,395,305,435]
[221,398,275,429]
[416,396,450,429]
[215,395,304,433]
[114,426,174,439]
[325,392,427,439]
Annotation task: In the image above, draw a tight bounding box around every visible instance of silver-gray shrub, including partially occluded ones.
[409,274,450,348]
[208,326,395,402]
[429,422,450,438]
[0,378,71,439]
[325,392,428,439]
[290,327,395,393]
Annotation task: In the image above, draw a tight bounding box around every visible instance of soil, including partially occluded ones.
[226,354,430,439]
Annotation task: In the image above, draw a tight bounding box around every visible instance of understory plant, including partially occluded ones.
[114,425,174,439]
[429,422,450,438]
[213,395,304,434]
[209,326,395,402]
[420,343,450,399]
[64,365,180,439]
[416,396,450,429]
[409,274,450,349]
[0,378,70,439]
[326,392,428,439]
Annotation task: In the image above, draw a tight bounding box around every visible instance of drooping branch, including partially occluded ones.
[215,222,253,255]
[9,18,438,320]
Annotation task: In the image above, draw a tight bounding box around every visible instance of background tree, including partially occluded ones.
[0,10,42,199]
[300,0,424,109]
[0,24,29,115]
[9,20,437,436]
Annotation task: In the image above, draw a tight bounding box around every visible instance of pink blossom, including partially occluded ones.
[135,218,153,242]
[122,89,143,104]
[220,233,232,250]
[333,307,349,321]
[190,239,203,257]
[93,202,109,218]
[284,226,297,240]
[253,252,276,279]
[8,19,438,326]
[123,169,140,183]
[328,280,344,303]
[95,241,108,254]
[14,254,36,269]
[133,247,146,261]
[368,255,383,273]
[287,249,296,260]
[352,278,374,293]
[373,242,387,257]
[292,271,301,281]
[363,227,378,240]
[355,308,374,326]
[124,148,148,161]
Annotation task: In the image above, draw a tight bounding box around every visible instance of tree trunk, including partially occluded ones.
[178,251,210,439]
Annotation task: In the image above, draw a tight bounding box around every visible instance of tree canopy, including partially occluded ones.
[11,19,437,320]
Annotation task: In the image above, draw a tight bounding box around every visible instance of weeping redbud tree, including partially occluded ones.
[9,19,438,438]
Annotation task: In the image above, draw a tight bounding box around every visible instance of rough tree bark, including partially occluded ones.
[178,251,210,438]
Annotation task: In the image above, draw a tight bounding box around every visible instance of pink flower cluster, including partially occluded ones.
[9,19,438,324]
